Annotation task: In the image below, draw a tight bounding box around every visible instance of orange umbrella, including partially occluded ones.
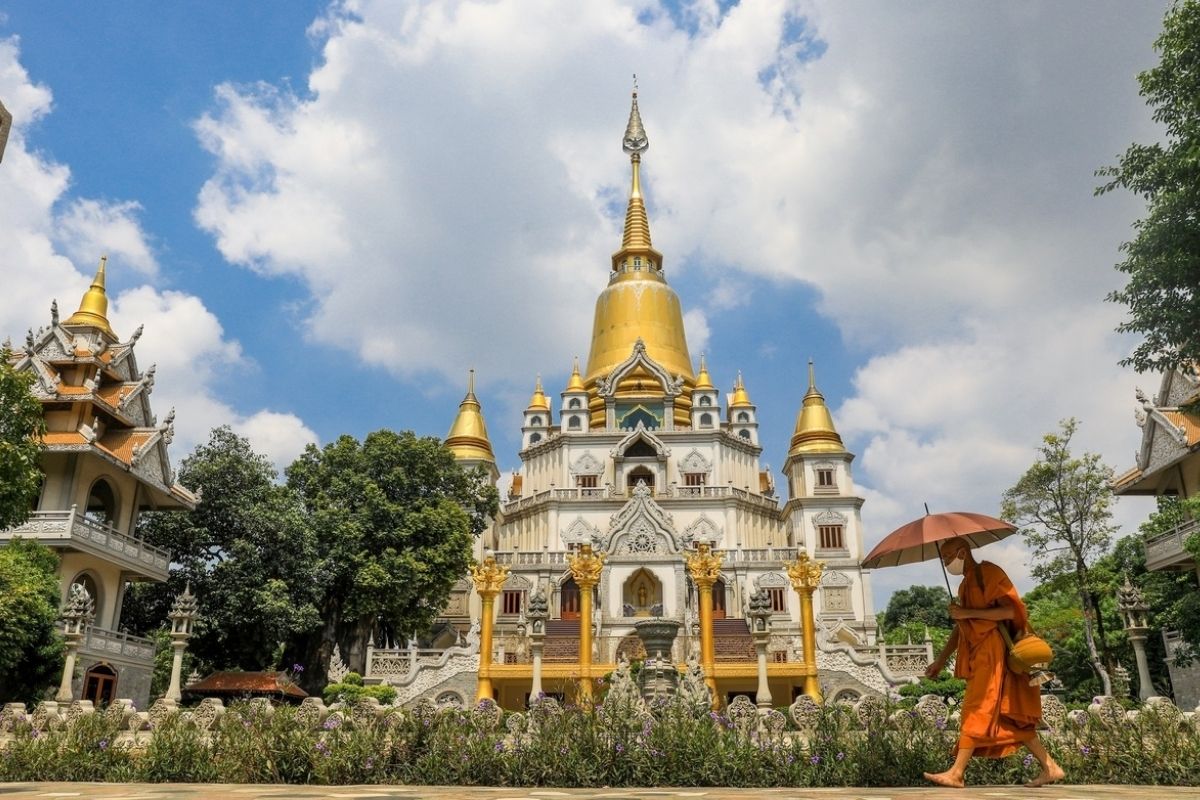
[862,509,1018,593]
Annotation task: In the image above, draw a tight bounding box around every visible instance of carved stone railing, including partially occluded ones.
[493,551,569,566]
[1145,518,1199,571]
[80,626,156,664]
[2,508,170,580]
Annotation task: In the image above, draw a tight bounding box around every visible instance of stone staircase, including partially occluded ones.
[543,619,581,663]
[712,618,756,662]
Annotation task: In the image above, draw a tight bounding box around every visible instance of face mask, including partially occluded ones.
[946,557,965,576]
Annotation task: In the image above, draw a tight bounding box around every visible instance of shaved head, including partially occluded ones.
[939,536,973,563]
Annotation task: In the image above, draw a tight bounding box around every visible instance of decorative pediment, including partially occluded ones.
[504,572,533,589]
[597,338,685,398]
[755,571,788,588]
[597,480,679,554]
[611,422,670,461]
[680,514,722,548]
[679,448,712,474]
[813,510,847,527]
[821,570,851,587]
[570,452,605,476]
[562,516,602,547]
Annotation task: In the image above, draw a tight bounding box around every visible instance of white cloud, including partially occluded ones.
[189,2,1169,599]
[0,36,316,475]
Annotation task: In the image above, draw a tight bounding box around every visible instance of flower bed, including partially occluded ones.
[0,693,1197,786]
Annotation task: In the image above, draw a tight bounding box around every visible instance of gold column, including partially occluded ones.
[567,543,605,704]
[686,542,723,708]
[786,551,824,701]
[470,554,509,703]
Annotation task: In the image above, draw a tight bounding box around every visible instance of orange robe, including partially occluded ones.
[953,560,1041,757]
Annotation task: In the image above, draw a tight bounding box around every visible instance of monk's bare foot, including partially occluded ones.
[923,770,965,788]
[1024,762,1065,788]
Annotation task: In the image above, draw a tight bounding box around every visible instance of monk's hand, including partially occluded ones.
[924,660,943,680]
[948,605,973,621]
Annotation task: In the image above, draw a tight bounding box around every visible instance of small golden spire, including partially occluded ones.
[565,357,586,392]
[64,256,117,339]
[612,81,662,271]
[730,371,752,408]
[446,369,496,464]
[526,374,551,411]
[788,359,845,456]
[694,354,715,391]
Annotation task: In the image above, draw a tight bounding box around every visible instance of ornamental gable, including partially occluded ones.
[597,480,678,554]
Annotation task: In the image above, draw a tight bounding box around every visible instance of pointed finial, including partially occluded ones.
[566,356,586,392]
[807,358,816,390]
[50,300,59,326]
[527,373,550,411]
[695,353,714,390]
[64,255,116,338]
[467,368,476,397]
[730,371,752,407]
[623,80,648,156]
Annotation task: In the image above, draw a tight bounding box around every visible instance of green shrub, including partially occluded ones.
[322,672,397,705]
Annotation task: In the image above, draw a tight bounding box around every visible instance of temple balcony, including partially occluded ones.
[1144,518,1199,572]
[502,484,779,515]
[2,508,170,581]
[79,625,156,667]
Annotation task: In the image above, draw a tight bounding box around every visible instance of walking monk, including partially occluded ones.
[923,536,1064,788]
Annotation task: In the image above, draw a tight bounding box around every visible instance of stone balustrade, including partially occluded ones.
[2,509,170,580]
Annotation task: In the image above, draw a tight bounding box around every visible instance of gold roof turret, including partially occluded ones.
[63,256,117,339]
[694,354,715,391]
[446,369,496,464]
[788,360,845,456]
[730,371,753,408]
[526,374,551,411]
[565,357,586,392]
[585,82,694,424]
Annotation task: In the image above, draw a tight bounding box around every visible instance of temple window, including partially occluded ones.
[738,430,751,439]
[736,411,750,422]
[818,524,845,550]
[530,415,543,426]
[529,433,542,444]
[501,590,524,615]
[568,398,582,409]
[767,587,787,613]
[772,651,788,663]
[576,474,598,489]
[85,478,118,527]
[624,439,658,459]
[568,416,582,430]
[627,466,655,490]
[684,472,706,487]
[816,468,835,489]
[699,413,713,428]
[699,395,712,406]
[822,586,852,614]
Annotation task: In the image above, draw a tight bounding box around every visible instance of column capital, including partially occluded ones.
[470,553,510,597]
[786,551,824,592]
[567,543,606,589]
[686,541,724,588]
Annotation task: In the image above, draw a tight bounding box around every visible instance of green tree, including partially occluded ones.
[121,427,322,673]
[1002,418,1117,696]
[0,346,45,530]
[0,538,64,703]
[1097,0,1200,375]
[282,430,498,693]
[881,585,952,631]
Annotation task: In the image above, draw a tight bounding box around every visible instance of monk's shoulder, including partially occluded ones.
[977,560,1013,586]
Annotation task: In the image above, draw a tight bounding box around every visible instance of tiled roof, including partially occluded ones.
[96,430,155,464]
[185,671,308,699]
[94,383,134,408]
[1111,466,1143,492]
[41,431,88,446]
[1160,410,1200,446]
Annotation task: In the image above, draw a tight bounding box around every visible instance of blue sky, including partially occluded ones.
[0,1,1170,602]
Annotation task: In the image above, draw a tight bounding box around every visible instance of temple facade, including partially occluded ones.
[405,91,903,709]
[1,259,195,708]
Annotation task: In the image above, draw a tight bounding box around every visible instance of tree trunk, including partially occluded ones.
[342,617,375,675]
[284,602,341,695]
[1076,574,1112,696]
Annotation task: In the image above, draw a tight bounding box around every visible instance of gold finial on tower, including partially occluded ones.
[527,374,551,411]
[788,359,845,456]
[565,357,586,392]
[730,371,752,408]
[694,354,715,390]
[64,256,117,339]
[613,80,660,269]
[446,369,496,464]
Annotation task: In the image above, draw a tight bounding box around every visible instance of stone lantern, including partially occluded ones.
[1116,575,1154,701]
[747,588,774,708]
[525,586,549,702]
[164,585,199,702]
[56,583,95,702]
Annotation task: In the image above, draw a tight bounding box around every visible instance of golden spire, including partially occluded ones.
[526,374,551,411]
[612,80,662,271]
[730,371,752,408]
[788,359,845,456]
[565,357,586,392]
[63,256,117,339]
[446,369,496,463]
[694,354,715,390]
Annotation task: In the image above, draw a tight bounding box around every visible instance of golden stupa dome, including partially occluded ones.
[788,360,845,456]
[446,370,496,463]
[694,354,715,391]
[63,256,117,339]
[729,372,753,408]
[565,357,586,392]
[526,375,551,411]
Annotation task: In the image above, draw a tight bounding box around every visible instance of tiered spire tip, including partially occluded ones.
[789,359,845,456]
[63,256,116,339]
[446,369,496,464]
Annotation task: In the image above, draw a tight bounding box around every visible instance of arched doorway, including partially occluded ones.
[560,577,580,620]
[712,578,727,620]
[626,466,655,492]
[622,568,663,616]
[83,664,117,707]
[85,478,118,527]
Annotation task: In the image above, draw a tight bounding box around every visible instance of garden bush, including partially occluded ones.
[0,694,1197,786]
[322,672,398,706]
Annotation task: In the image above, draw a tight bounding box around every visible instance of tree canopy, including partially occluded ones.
[0,538,64,703]
[881,585,952,632]
[1098,0,1200,374]
[0,347,45,530]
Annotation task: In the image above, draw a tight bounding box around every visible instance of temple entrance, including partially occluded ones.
[622,568,663,617]
[560,577,580,619]
[83,664,117,707]
[626,466,655,492]
[713,578,727,619]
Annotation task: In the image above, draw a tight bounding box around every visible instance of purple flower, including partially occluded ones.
[292,663,305,673]
[494,741,506,753]
[810,755,821,765]
[836,752,845,761]
[1023,753,1034,767]
[935,719,946,730]
[1081,745,1091,755]
[615,743,624,753]
[323,717,341,730]
[365,757,375,769]
[785,754,795,765]
[98,739,108,750]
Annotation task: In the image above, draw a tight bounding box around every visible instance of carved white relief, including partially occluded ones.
[754,572,788,588]
[680,514,722,548]
[562,516,602,547]
[679,448,712,474]
[813,509,847,526]
[821,570,851,586]
[504,572,533,589]
[597,480,679,553]
[570,452,605,476]
[611,422,670,460]
[597,338,685,398]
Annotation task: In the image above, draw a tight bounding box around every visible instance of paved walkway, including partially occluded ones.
[0,785,1197,800]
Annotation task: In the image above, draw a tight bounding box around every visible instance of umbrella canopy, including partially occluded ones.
[862,511,1017,569]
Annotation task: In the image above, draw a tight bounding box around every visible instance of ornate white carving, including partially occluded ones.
[504,572,533,589]
[562,516,602,547]
[596,480,679,553]
[679,448,712,474]
[821,570,851,586]
[754,572,788,588]
[611,422,670,460]
[570,452,604,476]
[596,338,684,398]
[813,509,848,526]
[680,514,722,548]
